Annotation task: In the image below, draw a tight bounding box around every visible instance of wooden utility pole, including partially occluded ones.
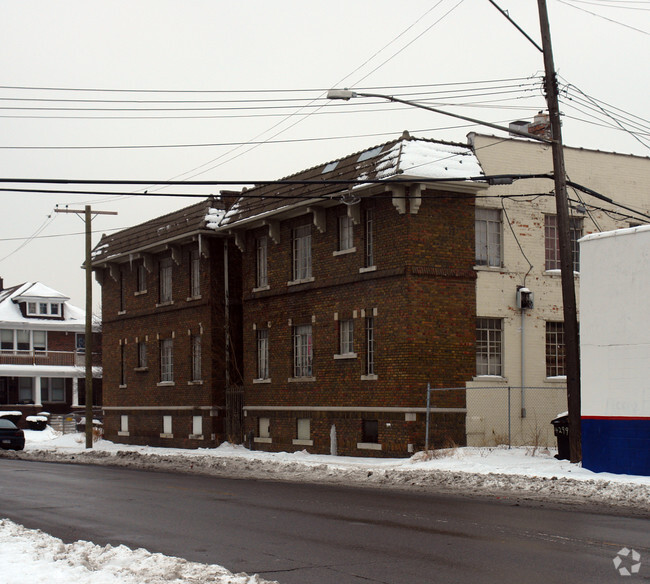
[537,0,582,462]
[55,205,117,448]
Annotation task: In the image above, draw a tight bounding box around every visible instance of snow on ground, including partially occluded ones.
[10,427,649,509]
[1,428,649,583]
[0,518,276,584]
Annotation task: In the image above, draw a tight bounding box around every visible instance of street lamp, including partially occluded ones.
[328,78,582,462]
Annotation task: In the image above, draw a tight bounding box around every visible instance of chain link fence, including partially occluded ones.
[426,385,568,449]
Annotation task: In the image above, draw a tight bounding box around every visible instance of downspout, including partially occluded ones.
[224,238,230,389]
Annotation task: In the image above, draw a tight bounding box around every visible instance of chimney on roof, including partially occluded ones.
[219,189,242,212]
[0,276,3,292]
[400,130,412,141]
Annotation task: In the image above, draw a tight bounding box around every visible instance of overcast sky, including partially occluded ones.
[1,0,648,310]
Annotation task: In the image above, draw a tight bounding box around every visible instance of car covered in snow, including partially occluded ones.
[0,418,25,450]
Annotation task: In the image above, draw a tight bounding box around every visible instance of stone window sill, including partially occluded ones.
[287,277,315,287]
[357,442,382,451]
[117,431,130,437]
[253,378,271,384]
[293,439,313,446]
[361,374,378,381]
[157,381,175,387]
[188,380,204,385]
[333,247,356,257]
[186,295,202,302]
[359,265,377,274]
[160,433,174,439]
[252,285,270,293]
[254,437,272,444]
[288,377,316,383]
[334,353,357,360]
[134,367,148,372]
[134,290,147,296]
[188,434,204,440]
[156,301,174,308]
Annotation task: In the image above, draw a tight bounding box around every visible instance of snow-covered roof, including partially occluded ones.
[0,281,85,329]
[219,133,485,227]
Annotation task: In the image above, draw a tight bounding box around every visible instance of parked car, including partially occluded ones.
[0,418,25,450]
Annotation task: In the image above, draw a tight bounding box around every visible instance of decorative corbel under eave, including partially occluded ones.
[264,219,280,244]
[94,268,105,286]
[142,252,154,272]
[231,230,246,253]
[169,245,181,265]
[409,183,422,215]
[307,206,326,233]
[107,262,120,282]
[390,185,407,214]
[347,201,361,225]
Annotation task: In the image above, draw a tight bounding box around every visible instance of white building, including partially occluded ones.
[465,133,650,447]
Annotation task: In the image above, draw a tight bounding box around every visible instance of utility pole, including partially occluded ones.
[55,205,117,448]
[537,0,582,462]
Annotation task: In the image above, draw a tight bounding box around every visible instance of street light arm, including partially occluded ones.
[327,89,553,144]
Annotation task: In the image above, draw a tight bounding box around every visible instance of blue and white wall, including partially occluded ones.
[580,225,650,476]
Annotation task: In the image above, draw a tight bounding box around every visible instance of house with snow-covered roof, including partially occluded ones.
[0,278,102,421]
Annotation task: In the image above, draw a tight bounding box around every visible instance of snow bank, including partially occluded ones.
[3,429,647,511]
[0,519,276,584]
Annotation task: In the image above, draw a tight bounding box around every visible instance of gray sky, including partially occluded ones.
[1,0,648,310]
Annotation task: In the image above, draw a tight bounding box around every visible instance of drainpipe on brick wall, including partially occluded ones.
[224,239,230,389]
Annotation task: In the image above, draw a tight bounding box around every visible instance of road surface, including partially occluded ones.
[0,459,647,583]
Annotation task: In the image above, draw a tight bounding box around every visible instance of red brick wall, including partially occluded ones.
[240,190,476,456]
[100,237,241,447]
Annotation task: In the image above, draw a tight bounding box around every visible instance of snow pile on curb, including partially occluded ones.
[3,429,649,511]
[0,518,277,584]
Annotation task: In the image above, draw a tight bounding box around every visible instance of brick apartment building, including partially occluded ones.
[91,199,243,447]
[221,133,487,456]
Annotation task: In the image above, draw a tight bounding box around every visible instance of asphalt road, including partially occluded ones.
[0,459,648,583]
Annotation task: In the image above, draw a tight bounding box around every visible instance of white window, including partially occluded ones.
[191,335,202,381]
[190,249,201,298]
[297,418,310,441]
[160,339,173,382]
[292,225,311,281]
[159,257,173,303]
[256,329,269,379]
[163,415,172,435]
[120,415,129,433]
[1,329,13,351]
[41,378,65,402]
[25,301,62,317]
[16,330,29,351]
[33,331,47,352]
[338,215,354,251]
[545,215,582,272]
[192,415,203,436]
[339,319,354,355]
[76,333,85,353]
[137,263,147,293]
[475,208,502,267]
[137,342,147,369]
[476,318,502,377]
[364,208,374,267]
[259,417,270,438]
[546,322,566,377]
[256,236,268,288]
[293,324,313,378]
[365,316,375,376]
